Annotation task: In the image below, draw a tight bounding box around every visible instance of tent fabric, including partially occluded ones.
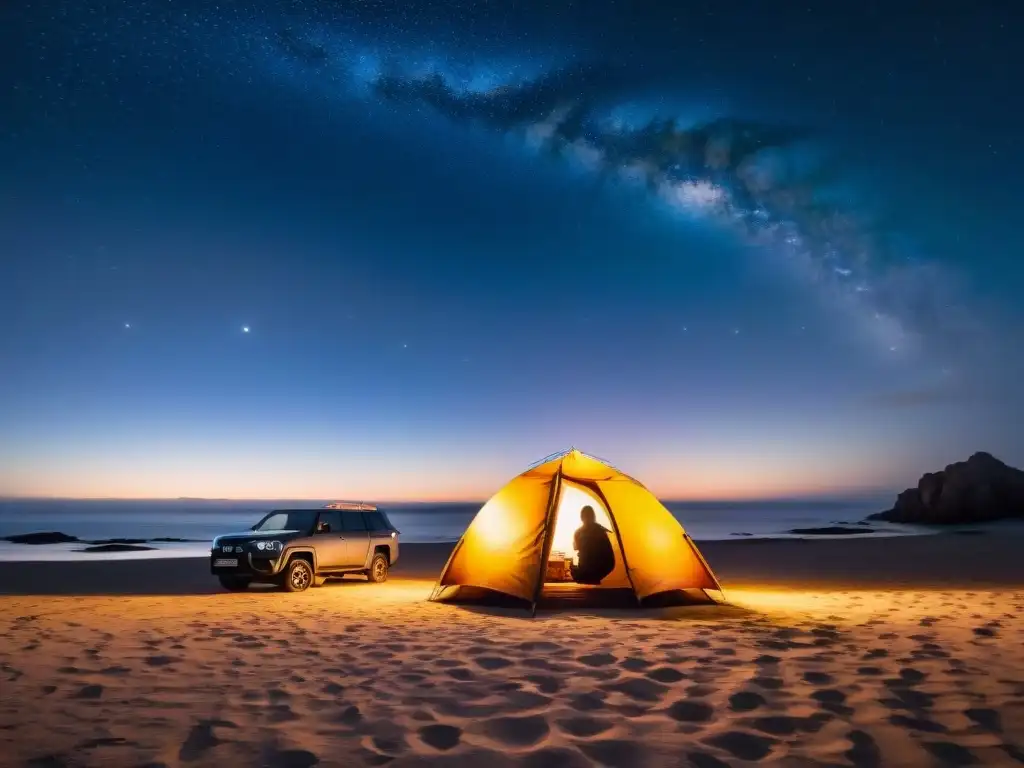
[431,448,722,607]
[436,469,555,603]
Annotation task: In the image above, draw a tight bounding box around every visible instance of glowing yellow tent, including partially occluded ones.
[429,448,723,612]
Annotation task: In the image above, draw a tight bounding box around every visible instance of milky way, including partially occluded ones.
[43,0,968,380]
[250,20,980,371]
[368,63,979,365]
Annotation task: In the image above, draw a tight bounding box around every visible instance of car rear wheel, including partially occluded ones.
[283,558,314,592]
[218,575,251,591]
[368,552,389,583]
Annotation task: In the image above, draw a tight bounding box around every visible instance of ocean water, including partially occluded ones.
[0,495,918,561]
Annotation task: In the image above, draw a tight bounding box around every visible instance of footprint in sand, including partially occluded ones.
[419,724,461,751]
[667,699,714,723]
[492,681,522,693]
[704,731,776,762]
[481,715,550,748]
[334,705,362,725]
[577,739,648,766]
[882,688,935,711]
[474,656,514,671]
[603,677,667,703]
[524,674,563,694]
[620,657,652,671]
[178,719,237,762]
[269,704,298,723]
[749,716,808,736]
[265,748,319,768]
[729,691,766,712]
[750,676,784,690]
[687,750,731,768]
[517,641,564,653]
[889,714,947,733]
[519,746,592,768]
[569,692,607,712]
[370,734,408,756]
[645,667,686,683]
[965,707,1002,732]
[578,653,617,668]
[556,716,613,738]
[803,671,833,685]
[72,684,103,700]
[922,741,976,766]
[811,688,852,715]
[899,668,927,684]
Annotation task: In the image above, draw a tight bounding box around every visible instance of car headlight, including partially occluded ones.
[256,540,283,553]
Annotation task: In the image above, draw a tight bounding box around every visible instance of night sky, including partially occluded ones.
[2,1,1022,500]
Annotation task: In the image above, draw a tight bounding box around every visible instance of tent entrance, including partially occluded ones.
[542,480,632,590]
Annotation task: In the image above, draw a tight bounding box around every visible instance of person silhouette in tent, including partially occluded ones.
[570,505,616,585]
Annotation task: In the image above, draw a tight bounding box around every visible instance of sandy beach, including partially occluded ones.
[2,535,1024,767]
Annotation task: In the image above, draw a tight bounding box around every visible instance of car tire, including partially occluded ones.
[218,575,251,591]
[367,552,389,583]
[282,558,314,592]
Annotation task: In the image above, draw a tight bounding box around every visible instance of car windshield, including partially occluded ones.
[252,510,317,533]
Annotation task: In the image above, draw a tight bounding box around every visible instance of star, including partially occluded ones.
[124,322,131,329]
[242,326,251,333]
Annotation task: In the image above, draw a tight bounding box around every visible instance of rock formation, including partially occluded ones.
[868,452,1024,524]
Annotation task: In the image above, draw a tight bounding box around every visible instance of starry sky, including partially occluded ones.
[2,1,1022,501]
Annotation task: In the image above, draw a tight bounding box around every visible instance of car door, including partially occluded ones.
[342,511,371,566]
[313,510,347,570]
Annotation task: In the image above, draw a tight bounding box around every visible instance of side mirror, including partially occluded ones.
[316,522,330,533]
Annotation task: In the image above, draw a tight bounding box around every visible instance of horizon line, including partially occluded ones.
[0,489,898,505]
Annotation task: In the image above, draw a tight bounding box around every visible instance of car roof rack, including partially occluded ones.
[323,501,378,511]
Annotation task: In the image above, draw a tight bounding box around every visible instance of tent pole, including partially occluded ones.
[530,465,563,617]
[586,481,642,607]
[685,532,726,600]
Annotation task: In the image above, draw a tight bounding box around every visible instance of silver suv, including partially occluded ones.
[210,502,400,592]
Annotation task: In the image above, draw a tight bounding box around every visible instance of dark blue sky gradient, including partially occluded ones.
[2,1,1022,499]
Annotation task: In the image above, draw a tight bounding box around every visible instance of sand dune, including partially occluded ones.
[2,573,1024,767]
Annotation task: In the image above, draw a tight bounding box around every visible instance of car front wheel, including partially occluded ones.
[283,558,314,592]
[368,552,389,583]
[218,574,251,591]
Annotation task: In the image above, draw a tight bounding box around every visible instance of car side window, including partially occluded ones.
[316,510,342,533]
[342,512,368,532]
[363,511,387,532]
